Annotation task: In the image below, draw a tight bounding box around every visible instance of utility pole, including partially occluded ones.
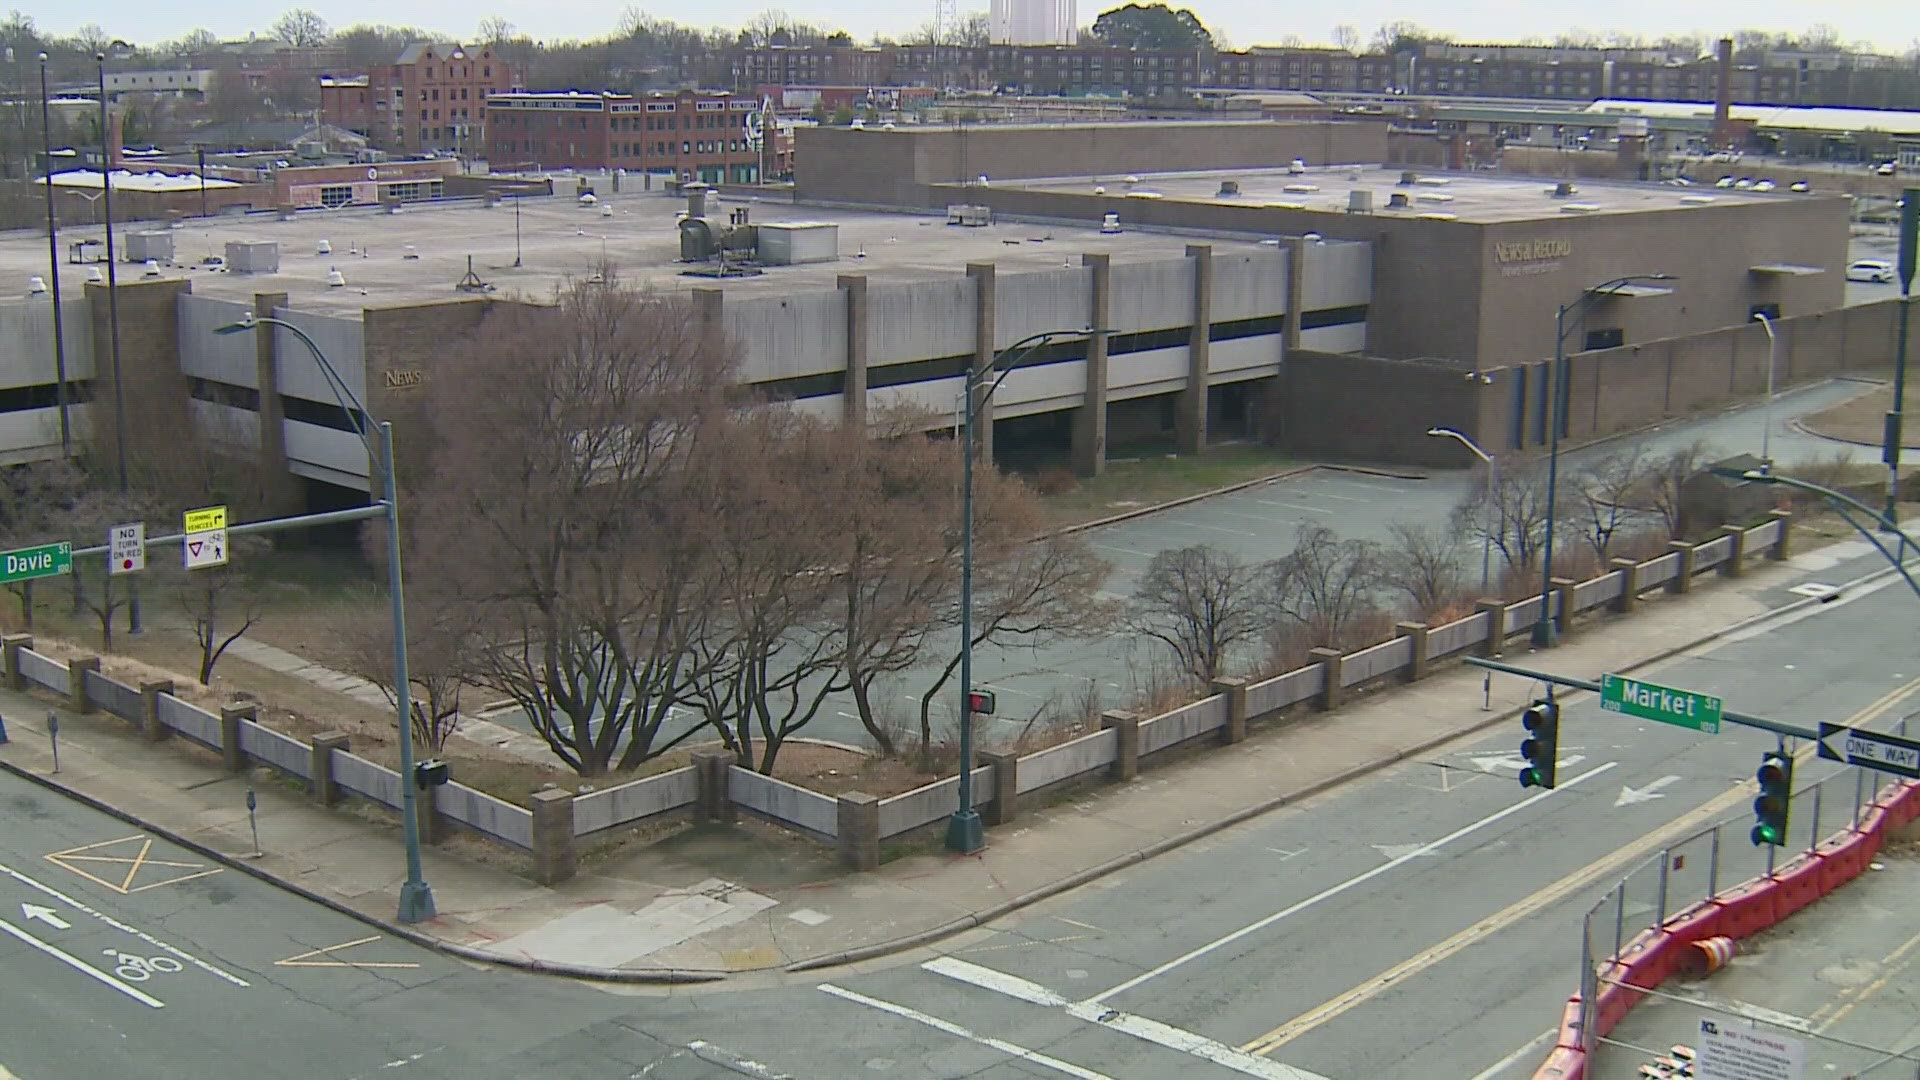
[97,53,138,635]
[1887,188,1917,541]
[38,52,70,456]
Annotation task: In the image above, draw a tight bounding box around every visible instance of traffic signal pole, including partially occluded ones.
[1463,656,1818,741]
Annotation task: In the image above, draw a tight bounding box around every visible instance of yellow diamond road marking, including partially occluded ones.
[275,936,420,970]
[45,836,222,895]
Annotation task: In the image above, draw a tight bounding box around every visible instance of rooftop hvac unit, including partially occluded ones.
[1387,191,1412,209]
[1283,183,1318,194]
[1100,212,1121,233]
[1399,171,1419,185]
[125,230,173,263]
[1560,203,1602,213]
[1551,181,1577,198]
[946,204,991,227]
[1347,190,1374,214]
[756,222,839,265]
[1217,179,1241,197]
[224,240,279,274]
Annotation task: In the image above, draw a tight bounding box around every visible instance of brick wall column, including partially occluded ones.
[1283,237,1307,352]
[1396,622,1430,682]
[1477,599,1507,656]
[1768,509,1793,560]
[1668,541,1697,594]
[838,273,868,428]
[67,656,98,714]
[967,262,997,466]
[1178,243,1213,453]
[138,680,173,742]
[836,792,880,870]
[1,634,30,690]
[1209,676,1249,743]
[1100,709,1140,780]
[530,788,577,885]
[309,732,348,807]
[1309,647,1344,709]
[980,750,1019,826]
[1611,557,1641,614]
[1719,525,1748,577]
[1072,253,1110,477]
[219,703,255,772]
[692,750,736,823]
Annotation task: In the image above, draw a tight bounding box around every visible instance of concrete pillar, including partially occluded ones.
[1476,599,1507,656]
[1209,676,1249,743]
[691,287,725,356]
[251,291,298,512]
[414,775,443,845]
[309,731,348,807]
[1396,622,1430,682]
[836,792,880,870]
[1768,509,1793,560]
[530,788,577,885]
[980,750,1019,826]
[1,634,30,690]
[1100,709,1140,780]
[1610,557,1641,614]
[1283,237,1307,352]
[967,262,997,466]
[692,750,736,824]
[1309,647,1344,709]
[1177,243,1212,453]
[67,656,99,714]
[1668,541,1697,594]
[838,273,869,428]
[219,702,255,772]
[1719,525,1748,577]
[1072,253,1111,477]
[1550,578,1579,637]
[138,680,173,742]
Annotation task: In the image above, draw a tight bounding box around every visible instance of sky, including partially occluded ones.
[30,0,1920,54]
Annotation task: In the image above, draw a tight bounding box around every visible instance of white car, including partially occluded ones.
[1752,179,1776,192]
[1878,162,1898,176]
[1848,259,1895,283]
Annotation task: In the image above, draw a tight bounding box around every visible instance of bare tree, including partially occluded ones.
[476,16,516,44]
[178,554,262,686]
[0,460,90,630]
[410,277,736,777]
[1451,459,1564,574]
[341,587,475,752]
[1331,24,1361,53]
[272,8,331,48]
[1570,449,1649,563]
[1643,440,1714,540]
[1380,521,1464,618]
[1263,523,1384,649]
[1126,544,1265,686]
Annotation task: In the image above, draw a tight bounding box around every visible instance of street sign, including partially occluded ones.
[109,522,144,575]
[0,542,72,585]
[182,505,227,534]
[1816,722,1920,779]
[1695,1017,1804,1080]
[1599,674,1722,733]
[183,505,229,571]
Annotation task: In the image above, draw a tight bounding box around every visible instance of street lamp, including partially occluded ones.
[1752,312,1777,465]
[1534,272,1676,647]
[1427,426,1496,711]
[1723,467,1920,605]
[214,313,436,923]
[946,326,1089,855]
[37,52,70,455]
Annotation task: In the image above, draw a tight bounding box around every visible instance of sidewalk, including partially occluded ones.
[0,549,1858,988]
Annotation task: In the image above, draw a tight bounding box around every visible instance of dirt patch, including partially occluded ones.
[1797,381,1920,448]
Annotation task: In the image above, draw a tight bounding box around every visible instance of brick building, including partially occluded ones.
[319,42,521,154]
[485,89,787,183]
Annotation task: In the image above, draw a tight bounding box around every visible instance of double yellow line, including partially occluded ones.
[1238,674,1920,1058]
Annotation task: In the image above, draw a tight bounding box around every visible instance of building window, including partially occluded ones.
[319,184,353,208]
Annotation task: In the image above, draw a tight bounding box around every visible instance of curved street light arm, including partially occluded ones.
[1739,470,1920,605]
[224,314,378,455]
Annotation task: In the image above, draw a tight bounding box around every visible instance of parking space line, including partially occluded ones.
[1094,544,1153,557]
[818,983,1115,1080]
[0,915,164,1009]
[0,859,249,986]
[1175,520,1255,536]
[1248,499,1334,515]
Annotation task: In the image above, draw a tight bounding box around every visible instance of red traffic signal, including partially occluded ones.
[966,690,996,716]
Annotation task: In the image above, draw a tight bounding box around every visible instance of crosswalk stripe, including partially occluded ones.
[817,984,1114,1080]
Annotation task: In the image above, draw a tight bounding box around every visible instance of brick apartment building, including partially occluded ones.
[319,42,521,154]
[485,89,788,182]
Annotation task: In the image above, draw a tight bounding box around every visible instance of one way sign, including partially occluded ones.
[1817,722,1920,779]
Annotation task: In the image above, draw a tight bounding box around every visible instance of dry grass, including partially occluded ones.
[1797,382,1920,448]
[1038,444,1306,528]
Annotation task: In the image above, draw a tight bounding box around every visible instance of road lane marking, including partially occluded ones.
[1811,921,1920,1033]
[45,835,222,894]
[686,1040,795,1079]
[818,983,1115,1080]
[1466,1029,1557,1080]
[1085,761,1619,1005]
[0,859,248,986]
[19,904,69,929]
[0,915,164,1008]
[923,957,1329,1080]
[276,935,421,970]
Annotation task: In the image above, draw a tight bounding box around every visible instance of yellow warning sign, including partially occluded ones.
[275,936,420,970]
[182,506,226,534]
[45,836,223,895]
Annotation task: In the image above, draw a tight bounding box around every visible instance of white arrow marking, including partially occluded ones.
[1472,753,1586,774]
[1614,775,1683,807]
[1371,844,1434,861]
[20,904,69,930]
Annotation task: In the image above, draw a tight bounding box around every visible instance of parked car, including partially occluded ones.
[1790,181,1811,193]
[1848,259,1896,283]
[1716,176,1736,188]
[1733,177,1754,189]
[1752,179,1777,192]
[1877,162,1898,176]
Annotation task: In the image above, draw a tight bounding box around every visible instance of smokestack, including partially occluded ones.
[1712,37,1733,151]
[106,107,124,171]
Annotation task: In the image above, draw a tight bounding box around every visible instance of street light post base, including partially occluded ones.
[397,880,437,924]
[944,809,986,854]
[1531,620,1558,649]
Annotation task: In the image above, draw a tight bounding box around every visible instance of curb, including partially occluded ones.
[782,552,1902,974]
[1050,461,1426,538]
[0,755,726,985]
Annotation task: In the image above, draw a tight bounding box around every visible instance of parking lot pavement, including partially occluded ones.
[1596,849,1920,1079]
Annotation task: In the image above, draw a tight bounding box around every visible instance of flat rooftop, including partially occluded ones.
[13,190,1284,316]
[1003,164,1835,224]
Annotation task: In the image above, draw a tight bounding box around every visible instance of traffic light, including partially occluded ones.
[966,689,996,716]
[1752,750,1793,847]
[1520,699,1560,789]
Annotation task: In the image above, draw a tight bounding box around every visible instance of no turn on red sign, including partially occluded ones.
[108,522,144,575]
